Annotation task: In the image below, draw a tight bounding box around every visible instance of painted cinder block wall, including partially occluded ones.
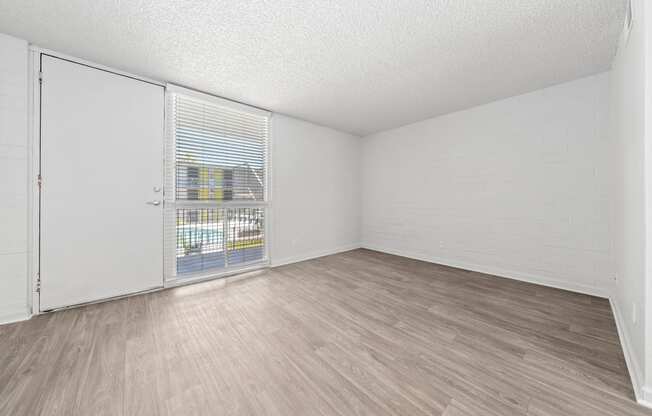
[361,73,613,297]
[0,32,30,323]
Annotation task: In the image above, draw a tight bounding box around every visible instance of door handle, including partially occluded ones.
[146,200,161,206]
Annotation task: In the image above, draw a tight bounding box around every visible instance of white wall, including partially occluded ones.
[361,73,613,297]
[0,33,30,323]
[646,0,652,401]
[270,114,360,266]
[610,0,649,403]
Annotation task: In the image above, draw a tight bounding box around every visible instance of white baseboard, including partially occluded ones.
[610,297,644,404]
[361,244,609,298]
[0,305,30,326]
[271,243,361,267]
[640,386,652,409]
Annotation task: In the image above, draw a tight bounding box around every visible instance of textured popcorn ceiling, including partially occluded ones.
[0,0,626,135]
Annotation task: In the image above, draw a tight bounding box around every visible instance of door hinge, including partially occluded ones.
[38,70,43,84]
[35,274,41,293]
[37,174,42,189]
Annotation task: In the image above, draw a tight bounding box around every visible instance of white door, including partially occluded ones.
[40,55,164,311]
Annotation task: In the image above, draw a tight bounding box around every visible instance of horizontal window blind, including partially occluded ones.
[165,86,270,280]
[173,94,268,201]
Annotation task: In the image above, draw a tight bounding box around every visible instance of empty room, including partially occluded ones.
[1,1,652,415]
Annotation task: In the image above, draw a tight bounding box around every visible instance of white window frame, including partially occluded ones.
[163,84,272,286]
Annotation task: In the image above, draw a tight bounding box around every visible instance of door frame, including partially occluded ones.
[28,47,167,314]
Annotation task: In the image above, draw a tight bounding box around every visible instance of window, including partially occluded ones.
[165,86,270,280]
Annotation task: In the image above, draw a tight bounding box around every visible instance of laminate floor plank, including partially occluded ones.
[0,249,650,415]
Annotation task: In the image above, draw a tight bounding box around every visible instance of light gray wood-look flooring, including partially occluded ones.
[1,249,650,415]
